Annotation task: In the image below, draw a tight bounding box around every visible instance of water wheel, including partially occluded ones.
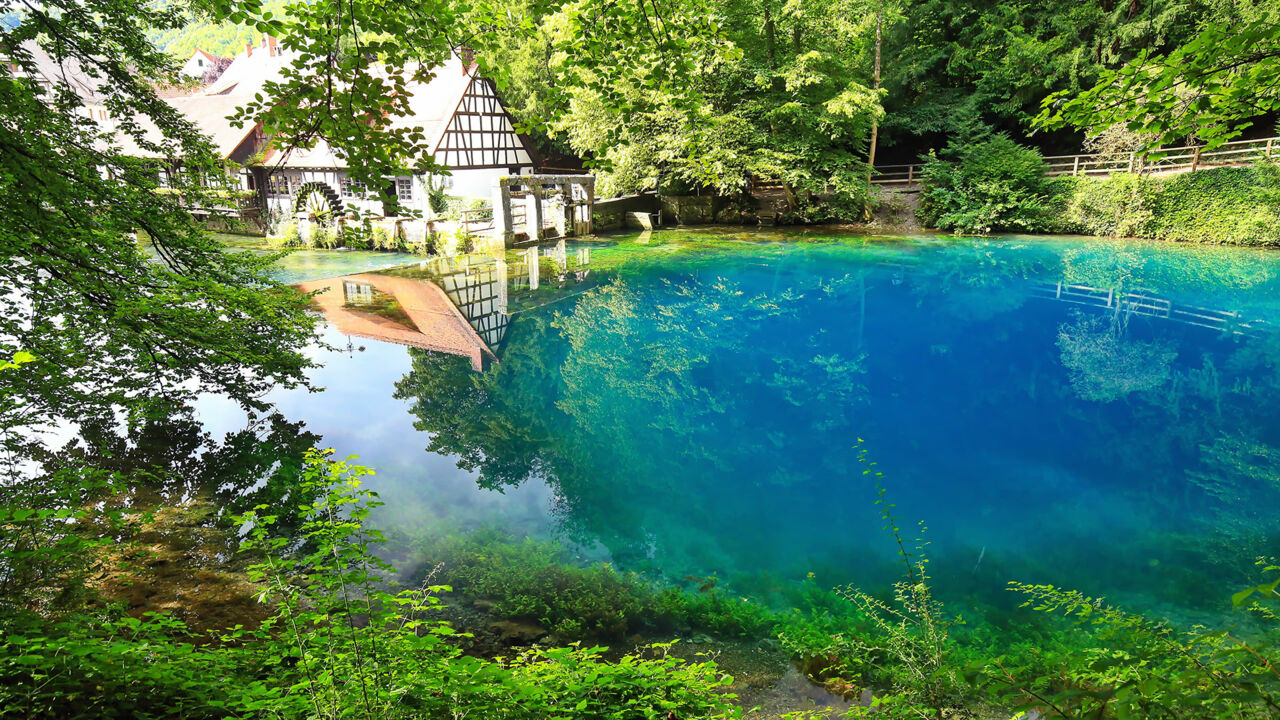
[294,182,343,223]
[299,187,333,223]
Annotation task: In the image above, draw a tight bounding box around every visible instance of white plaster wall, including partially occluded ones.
[448,167,531,199]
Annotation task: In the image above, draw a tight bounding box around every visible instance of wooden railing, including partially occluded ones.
[871,135,1280,186]
[461,207,494,234]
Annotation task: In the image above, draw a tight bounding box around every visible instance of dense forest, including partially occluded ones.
[153,0,1271,160]
[148,0,1280,226]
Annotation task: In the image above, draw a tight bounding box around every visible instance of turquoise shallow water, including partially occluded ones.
[201,229,1280,620]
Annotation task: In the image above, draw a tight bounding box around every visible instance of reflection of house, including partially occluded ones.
[432,258,510,350]
[162,37,536,217]
[298,271,503,371]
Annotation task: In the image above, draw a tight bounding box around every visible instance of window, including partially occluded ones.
[197,59,204,67]
[267,174,291,196]
[340,177,365,198]
[396,178,413,201]
[343,281,374,305]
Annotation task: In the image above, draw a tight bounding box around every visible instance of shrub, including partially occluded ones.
[1064,172,1154,237]
[274,221,301,248]
[0,452,742,719]
[917,136,1069,234]
[1147,163,1280,245]
[310,222,342,249]
[1062,162,1280,245]
[433,227,470,256]
[371,224,403,251]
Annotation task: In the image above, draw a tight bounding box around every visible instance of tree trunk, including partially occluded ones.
[863,12,883,221]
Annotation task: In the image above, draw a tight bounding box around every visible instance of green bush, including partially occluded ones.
[273,220,301,248]
[371,224,403,251]
[1147,163,1280,245]
[0,453,741,720]
[917,136,1070,234]
[1062,163,1280,245]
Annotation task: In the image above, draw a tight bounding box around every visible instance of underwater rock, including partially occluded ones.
[490,619,547,644]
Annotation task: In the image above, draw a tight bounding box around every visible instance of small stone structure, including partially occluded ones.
[491,174,595,245]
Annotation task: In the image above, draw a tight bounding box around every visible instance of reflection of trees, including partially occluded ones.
[904,240,1053,322]
[25,407,324,629]
[1060,240,1275,296]
[1186,434,1280,577]
[38,408,323,532]
[393,271,870,571]
[1057,312,1177,403]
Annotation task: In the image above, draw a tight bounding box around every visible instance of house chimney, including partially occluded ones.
[245,42,253,57]
[460,46,474,73]
[267,36,279,57]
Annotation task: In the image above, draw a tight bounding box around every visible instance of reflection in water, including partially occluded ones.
[207,232,1280,624]
[300,263,507,372]
[305,248,599,368]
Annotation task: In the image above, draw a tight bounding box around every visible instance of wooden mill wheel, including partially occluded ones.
[298,186,334,223]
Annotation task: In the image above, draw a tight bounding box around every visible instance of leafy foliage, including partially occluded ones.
[1039,10,1280,151]
[406,529,778,641]
[1065,164,1280,245]
[0,0,318,465]
[917,136,1069,234]
[0,451,743,719]
[979,580,1280,719]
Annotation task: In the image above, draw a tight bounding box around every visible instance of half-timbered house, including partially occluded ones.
[166,37,538,223]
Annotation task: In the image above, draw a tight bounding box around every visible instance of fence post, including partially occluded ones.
[1127,152,1135,173]
[1191,147,1201,172]
[907,165,914,183]
[1269,138,1275,159]
[1072,156,1079,175]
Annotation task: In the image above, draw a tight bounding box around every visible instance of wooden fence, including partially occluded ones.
[871,135,1280,186]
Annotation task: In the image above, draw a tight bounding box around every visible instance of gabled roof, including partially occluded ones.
[261,58,474,170]
[19,41,108,103]
[191,49,224,63]
[202,43,295,97]
[166,94,257,157]
[111,41,535,169]
[261,57,535,171]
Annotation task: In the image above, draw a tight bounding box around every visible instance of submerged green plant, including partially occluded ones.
[978,576,1280,718]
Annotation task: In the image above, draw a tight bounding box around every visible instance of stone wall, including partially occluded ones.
[592,192,659,230]
[659,195,755,225]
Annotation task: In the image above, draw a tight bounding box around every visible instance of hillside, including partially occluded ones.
[148,1,288,59]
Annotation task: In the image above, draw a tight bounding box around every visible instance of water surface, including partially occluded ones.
[202,229,1280,621]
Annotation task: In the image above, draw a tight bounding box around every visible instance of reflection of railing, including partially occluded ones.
[1031,281,1266,336]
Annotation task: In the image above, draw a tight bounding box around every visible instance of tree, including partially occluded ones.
[1038,17,1280,151]
[0,1,317,466]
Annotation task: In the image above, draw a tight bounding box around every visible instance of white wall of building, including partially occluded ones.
[447,167,529,200]
[180,51,213,79]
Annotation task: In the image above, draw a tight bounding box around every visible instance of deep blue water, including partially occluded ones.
[199,229,1280,620]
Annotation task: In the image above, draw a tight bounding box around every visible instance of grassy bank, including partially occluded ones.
[1063,164,1280,246]
[916,136,1280,246]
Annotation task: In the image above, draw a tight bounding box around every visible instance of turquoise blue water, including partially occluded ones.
[200,230,1280,620]
[214,234,422,283]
